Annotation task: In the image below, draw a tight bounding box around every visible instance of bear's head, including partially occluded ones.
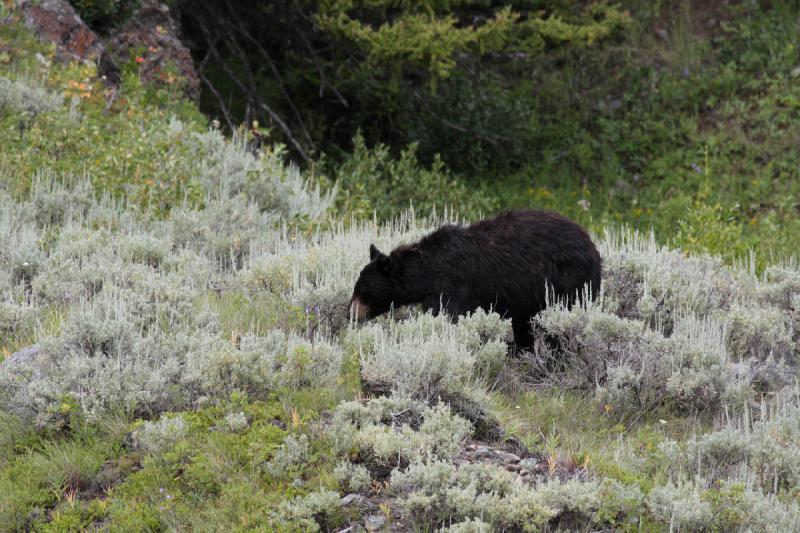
[349,244,397,321]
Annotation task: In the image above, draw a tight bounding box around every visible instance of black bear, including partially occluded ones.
[349,210,602,350]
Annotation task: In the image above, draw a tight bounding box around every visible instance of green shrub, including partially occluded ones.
[334,134,496,221]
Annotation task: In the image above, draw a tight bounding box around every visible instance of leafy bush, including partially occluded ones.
[334,134,496,220]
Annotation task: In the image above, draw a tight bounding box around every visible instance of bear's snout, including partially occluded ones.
[349,296,370,322]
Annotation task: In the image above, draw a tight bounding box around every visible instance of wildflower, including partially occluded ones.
[578,199,591,211]
[135,56,145,64]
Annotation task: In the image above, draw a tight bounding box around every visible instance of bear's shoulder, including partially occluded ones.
[418,224,465,247]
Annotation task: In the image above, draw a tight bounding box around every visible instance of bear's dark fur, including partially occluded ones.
[349,210,602,350]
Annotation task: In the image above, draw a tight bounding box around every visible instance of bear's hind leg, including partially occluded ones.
[511,317,534,353]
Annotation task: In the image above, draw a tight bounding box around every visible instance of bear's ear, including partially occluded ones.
[369,244,385,261]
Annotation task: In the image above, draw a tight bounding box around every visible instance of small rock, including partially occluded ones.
[505,463,522,472]
[475,451,496,461]
[335,526,361,533]
[269,418,287,430]
[364,514,386,532]
[5,344,42,366]
[340,494,365,507]
[501,452,521,464]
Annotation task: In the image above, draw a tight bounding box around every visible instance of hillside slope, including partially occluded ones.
[1,8,799,532]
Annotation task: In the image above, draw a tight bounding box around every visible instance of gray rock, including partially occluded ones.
[501,452,521,464]
[5,344,42,366]
[335,526,362,533]
[340,493,365,507]
[364,514,386,532]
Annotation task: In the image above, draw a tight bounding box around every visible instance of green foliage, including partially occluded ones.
[68,0,142,34]
[494,1,800,261]
[179,0,629,173]
[316,2,629,84]
[335,133,496,220]
[0,432,114,531]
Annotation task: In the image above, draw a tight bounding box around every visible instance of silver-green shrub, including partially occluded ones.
[443,518,492,533]
[534,300,746,415]
[0,300,36,340]
[223,411,249,433]
[0,76,63,115]
[330,397,471,473]
[665,391,800,495]
[136,414,188,454]
[333,461,372,493]
[278,488,341,530]
[30,178,93,228]
[347,309,508,405]
[727,304,794,362]
[266,434,310,479]
[599,228,750,330]
[189,129,336,220]
[647,480,713,531]
[183,331,343,399]
[389,460,555,530]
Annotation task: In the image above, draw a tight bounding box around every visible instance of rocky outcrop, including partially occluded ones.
[108,0,200,100]
[13,0,199,100]
[17,0,105,62]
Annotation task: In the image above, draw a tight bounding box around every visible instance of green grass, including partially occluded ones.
[494,389,707,491]
[0,392,357,531]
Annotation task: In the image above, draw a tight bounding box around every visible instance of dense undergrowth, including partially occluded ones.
[1,4,800,532]
[2,171,799,530]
